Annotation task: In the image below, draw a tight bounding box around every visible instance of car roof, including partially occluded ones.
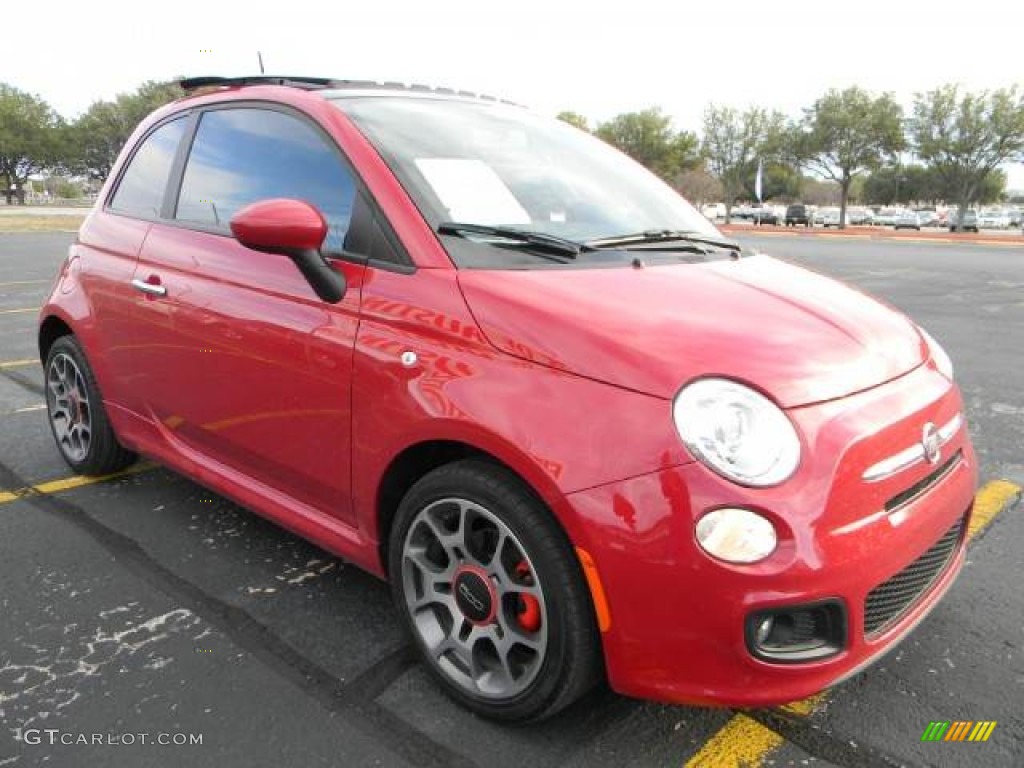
[179,75,520,106]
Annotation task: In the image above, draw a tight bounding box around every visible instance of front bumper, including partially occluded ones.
[564,362,977,707]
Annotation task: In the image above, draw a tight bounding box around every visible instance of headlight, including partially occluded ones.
[696,508,777,563]
[919,327,953,380]
[672,378,801,486]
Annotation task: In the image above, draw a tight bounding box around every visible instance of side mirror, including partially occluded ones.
[230,199,346,303]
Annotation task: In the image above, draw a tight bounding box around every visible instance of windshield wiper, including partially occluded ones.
[585,229,742,254]
[438,222,592,259]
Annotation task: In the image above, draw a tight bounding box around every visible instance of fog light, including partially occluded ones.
[696,508,777,563]
[746,601,847,663]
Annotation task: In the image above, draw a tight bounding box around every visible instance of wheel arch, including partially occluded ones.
[373,437,575,581]
[38,313,75,364]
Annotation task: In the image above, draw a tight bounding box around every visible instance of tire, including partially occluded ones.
[389,459,602,722]
[45,335,136,475]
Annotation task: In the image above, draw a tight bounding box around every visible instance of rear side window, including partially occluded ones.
[109,117,187,218]
[175,108,356,253]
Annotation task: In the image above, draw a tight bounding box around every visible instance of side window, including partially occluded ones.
[109,117,187,218]
[175,108,356,253]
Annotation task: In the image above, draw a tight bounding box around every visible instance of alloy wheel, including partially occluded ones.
[47,352,92,463]
[401,497,548,700]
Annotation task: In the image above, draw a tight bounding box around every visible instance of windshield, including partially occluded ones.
[334,96,721,262]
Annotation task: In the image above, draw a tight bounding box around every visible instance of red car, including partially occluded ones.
[39,76,977,722]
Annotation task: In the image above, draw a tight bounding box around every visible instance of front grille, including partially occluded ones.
[885,451,962,513]
[863,516,964,637]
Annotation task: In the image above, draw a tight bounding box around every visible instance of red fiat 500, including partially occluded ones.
[39,76,976,722]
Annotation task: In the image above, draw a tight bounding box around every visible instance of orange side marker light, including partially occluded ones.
[576,546,612,632]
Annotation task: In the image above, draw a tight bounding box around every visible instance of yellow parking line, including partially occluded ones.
[13,404,46,413]
[684,478,1021,768]
[0,463,154,506]
[1,403,46,416]
[968,480,1021,539]
[683,714,783,768]
[778,691,827,716]
[0,359,38,369]
[0,307,40,315]
[0,279,49,288]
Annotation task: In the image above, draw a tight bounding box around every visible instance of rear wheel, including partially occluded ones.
[45,336,136,475]
[389,460,601,722]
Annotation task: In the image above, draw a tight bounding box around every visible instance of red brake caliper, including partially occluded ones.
[514,560,541,632]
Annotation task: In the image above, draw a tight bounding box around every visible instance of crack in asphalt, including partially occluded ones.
[0,458,479,768]
[0,367,44,397]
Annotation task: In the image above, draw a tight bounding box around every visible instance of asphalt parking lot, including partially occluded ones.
[1,231,1022,767]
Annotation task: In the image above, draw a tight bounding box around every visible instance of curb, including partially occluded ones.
[720,225,1024,247]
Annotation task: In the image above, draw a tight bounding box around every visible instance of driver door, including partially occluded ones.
[129,106,366,524]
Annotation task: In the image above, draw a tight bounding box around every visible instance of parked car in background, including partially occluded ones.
[819,207,841,227]
[750,205,780,225]
[702,203,726,220]
[914,210,939,227]
[848,207,875,225]
[978,210,1011,229]
[37,74,978,723]
[949,209,979,232]
[785,203,811,226]
[875,208,903,227]
[894,211,922,231]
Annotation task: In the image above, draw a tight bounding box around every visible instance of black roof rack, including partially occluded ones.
[178,75,520,105]
[179,76,338,91]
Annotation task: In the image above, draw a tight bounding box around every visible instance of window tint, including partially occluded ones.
[109,117,187,218]
[176,109,356,253]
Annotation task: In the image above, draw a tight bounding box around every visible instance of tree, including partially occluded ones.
[69,80,183,182]
[799,177,842,206]
[595,108,700,181]
[791,87,904,227]
[556,111,590,132]
[673,167,723,206]
[911,84,1024,229]
[740,162,801,202]
[701,105,785,222]
[0,84,63,203]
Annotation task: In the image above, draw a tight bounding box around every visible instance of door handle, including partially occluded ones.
[131,278,167,297]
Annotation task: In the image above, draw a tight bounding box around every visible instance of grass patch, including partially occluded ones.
[0,215,85,233]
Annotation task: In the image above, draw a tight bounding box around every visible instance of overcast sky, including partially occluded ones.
[6,0,1024,188]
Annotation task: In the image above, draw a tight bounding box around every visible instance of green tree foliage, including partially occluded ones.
[799,178,842,206]
[556,111,590,132]
[862,165,931,205]
[595,108,700,181]
[69,80,183,181]
[863,164,1006,206]
[701,105,785,221]
[791,87,904,227]
[910,84,1024,229]
[0,83,64,203]
[741,162,801,202]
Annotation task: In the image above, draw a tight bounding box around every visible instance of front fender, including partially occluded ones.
[350,266,691,557]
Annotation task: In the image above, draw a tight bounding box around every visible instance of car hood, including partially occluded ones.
[457,255,926,408]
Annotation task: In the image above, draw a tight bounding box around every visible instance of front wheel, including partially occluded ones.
[389,460,602,722]
[45,336,136,475]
